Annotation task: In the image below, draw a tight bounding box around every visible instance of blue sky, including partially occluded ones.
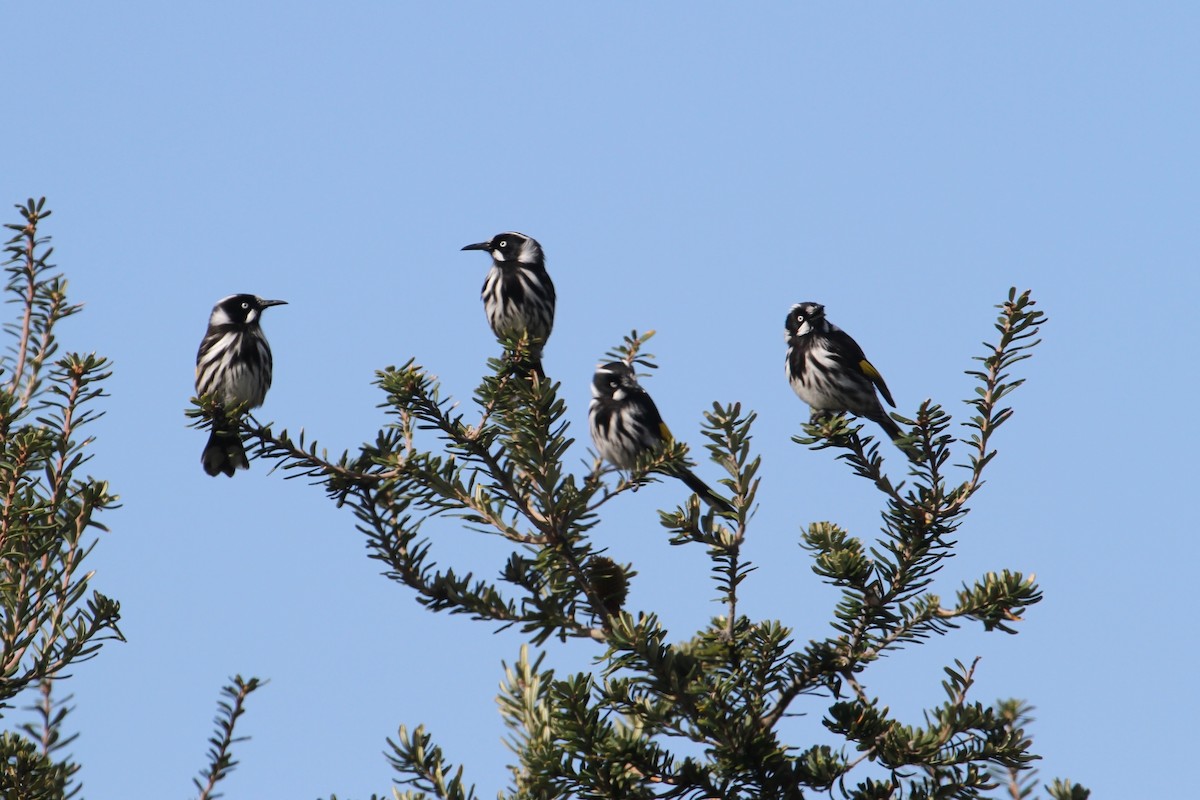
[5,3,1197,797]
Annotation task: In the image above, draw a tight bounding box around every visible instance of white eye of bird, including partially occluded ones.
[241,302,250,309]
[498,240,507,248]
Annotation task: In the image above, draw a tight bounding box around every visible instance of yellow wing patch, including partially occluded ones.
[858,359,882,381]
[659,422,674,443]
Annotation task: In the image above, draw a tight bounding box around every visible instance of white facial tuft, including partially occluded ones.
[515,234,541,264]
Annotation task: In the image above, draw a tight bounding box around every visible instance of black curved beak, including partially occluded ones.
[259,299,288,308]
[461,241,491,252]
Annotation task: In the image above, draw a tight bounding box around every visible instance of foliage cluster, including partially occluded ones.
[0,200,120,799]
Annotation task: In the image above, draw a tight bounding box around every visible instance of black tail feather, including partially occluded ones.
[202,425,249,477]
[506,344,545,381]
[868,412,925,463]
[529,353,545,381]
[673,467,735,513]
[872,411,904,443]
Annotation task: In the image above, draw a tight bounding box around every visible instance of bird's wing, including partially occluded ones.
[856,357,896,407]
[829,329,896,407]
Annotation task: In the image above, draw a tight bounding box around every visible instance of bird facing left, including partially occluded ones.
[588,361,733,513]
[195,294,286,477]
[461,232,556,379]
[784,301,903,442]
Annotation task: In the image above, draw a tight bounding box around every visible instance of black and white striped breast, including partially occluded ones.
[481,263,556,341]
[195,326,273,408]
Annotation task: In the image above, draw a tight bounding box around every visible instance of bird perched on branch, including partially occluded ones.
[784,301,903,442]
[461,232,555,379]
[195,294,286,477]
[589,361,733,512]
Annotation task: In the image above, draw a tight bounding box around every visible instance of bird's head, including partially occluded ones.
[461,232,543,265]
[785,302,826,340]
[210,294,287,328]
[592,361,639,401]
